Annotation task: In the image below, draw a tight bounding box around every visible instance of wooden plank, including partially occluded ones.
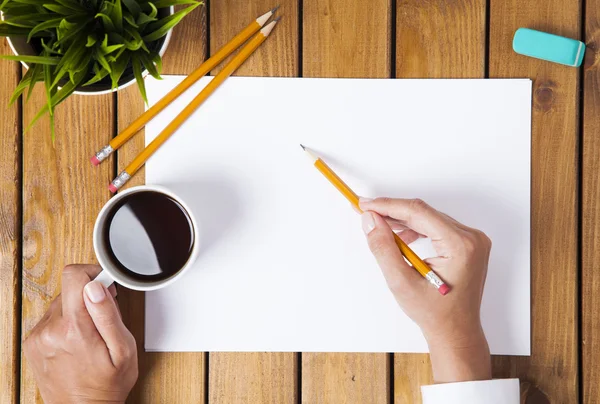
[0,40,22,404]
[393,1,486,402]
[302,353,389,404]
[303,0,390,79]
[489,1,580,402]
[583,1,600,401]
[302,0,390,402]
[116,4,208,403]
[208,1,299,403]
[20,82,114,402]
[395,0,485,79]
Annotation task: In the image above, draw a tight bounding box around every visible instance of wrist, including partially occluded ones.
[426,326,491,384]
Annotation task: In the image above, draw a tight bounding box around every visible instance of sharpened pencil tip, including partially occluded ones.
[300,144,306,150]
[273,16,282,23]
[271,5,280,14]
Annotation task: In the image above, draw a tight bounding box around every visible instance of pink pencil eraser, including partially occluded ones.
[91,155,100,166]
[438,284,450,296]
[108,183,118,194]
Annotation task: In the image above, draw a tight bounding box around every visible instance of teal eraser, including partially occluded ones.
[513,28,585,67]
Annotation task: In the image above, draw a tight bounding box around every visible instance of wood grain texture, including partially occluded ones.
[208,1,299,402]
[116,4,208,403]
[396,0,485,78]
[489,1,580,402]
[303,0,390,78]
[0,40,21,404]
[301,1,390,402]
[211,0,299,77]
[583,1,600,401]
[210,353,298,404]
[394,1,485,402]
[20,85,114,402]
[302,353,389,404]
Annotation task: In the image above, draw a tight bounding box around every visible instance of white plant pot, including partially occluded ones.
[2,6,173,95]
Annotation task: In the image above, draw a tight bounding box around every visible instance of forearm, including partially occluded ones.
[427,328,491,384]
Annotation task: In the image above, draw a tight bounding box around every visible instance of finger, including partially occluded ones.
[61,265,103,323]
[385,217,408,232]
[108,284,117,298]
[397,229,421,245]
[424,256,449,270]
[25,296,62,341]
[359,197,458,241]
[83,281,135,366]
[361,211,426,296]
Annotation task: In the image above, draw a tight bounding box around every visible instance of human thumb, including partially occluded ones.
[83,281,136,366]
[361,211,424,296]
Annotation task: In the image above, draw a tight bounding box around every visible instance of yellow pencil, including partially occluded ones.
[108,19,280,192]
[92,6,279,166]
[300,145,450,295]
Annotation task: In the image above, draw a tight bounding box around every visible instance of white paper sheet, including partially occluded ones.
[144,76,531,355]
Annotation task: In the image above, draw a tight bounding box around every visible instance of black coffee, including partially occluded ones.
[103,191,194,282]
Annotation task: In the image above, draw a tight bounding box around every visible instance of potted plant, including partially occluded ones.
[0,0,201,136]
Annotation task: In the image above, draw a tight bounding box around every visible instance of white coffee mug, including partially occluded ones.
[93,185,200,291]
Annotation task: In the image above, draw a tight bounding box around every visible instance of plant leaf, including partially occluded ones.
[152,0,199,8]
[54,16,92,46]
[11,0,49,6]
[43,63,54,116]
[40,38,62,55]
[83,66,110,86]
[0,25,32,36]
[26,68,87,133]
[43,4,78,14]
[111,0,123,32]
[121,0,141,18]
[54,0,86,12]
[147,2,157,18]
[138,51,160,80]
[1,19,36,28]
[109,50,129,88]
[151,51,162,73]
[123,13,138,28]
[27,17,63,42]
[103,43,124,54]
[124,25,148,52]
[0,54,61,64]
[94,48,111,72]
[9,67,35,105]
[25,62,43,101]
[86,34,97,47]
[0,0,11,11]
[51,38,87,88]
[136,12,156,30]
[4,12,66,22]
[132,54,147,104]
[95,12,115,31]
[143,2,199,42]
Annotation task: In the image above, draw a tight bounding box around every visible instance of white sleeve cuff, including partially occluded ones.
[421,378,520,404]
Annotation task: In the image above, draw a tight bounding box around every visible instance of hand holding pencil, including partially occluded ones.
[302,145,493,382]
[359,196,493,383]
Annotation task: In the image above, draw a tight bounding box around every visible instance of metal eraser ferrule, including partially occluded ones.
[513,28,585,67]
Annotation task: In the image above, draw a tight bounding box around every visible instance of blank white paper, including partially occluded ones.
[144,76,531,355]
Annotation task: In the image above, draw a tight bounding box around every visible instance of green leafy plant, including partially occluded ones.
[0,0,201,137]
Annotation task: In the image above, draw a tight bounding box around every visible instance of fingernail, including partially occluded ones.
[85,281,106,304]
[359,197,373,205]
[361,212,376,234]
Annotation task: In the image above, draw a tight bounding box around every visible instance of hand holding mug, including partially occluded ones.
[23,265,138,404]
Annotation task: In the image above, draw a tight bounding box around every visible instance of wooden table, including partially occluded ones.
[1,0,598,402]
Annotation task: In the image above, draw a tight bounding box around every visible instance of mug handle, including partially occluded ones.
[94,269,114,288]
